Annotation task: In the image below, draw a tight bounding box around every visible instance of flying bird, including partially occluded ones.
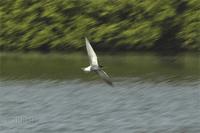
[82,37,113,86]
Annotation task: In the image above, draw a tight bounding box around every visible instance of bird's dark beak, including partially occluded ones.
[99,65,103,68]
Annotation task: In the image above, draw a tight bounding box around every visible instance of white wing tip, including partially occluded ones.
[85,37,89,43]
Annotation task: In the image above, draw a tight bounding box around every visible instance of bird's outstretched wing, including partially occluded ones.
[85,37,98,66]
[97,70,113,86]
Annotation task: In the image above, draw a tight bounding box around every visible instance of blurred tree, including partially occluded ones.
[176,0,200,50]
[0,0,199,51]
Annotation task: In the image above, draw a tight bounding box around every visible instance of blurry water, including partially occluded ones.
[0,52,199,133]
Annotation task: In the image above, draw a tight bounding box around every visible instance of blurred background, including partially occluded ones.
[0,0,200,133]
[0,0,199,51]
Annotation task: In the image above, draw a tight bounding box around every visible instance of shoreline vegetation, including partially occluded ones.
[0,0,199,52]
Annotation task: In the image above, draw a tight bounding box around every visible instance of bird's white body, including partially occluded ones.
[82,37,97,72]
[82,37,113,86]
[83,66,91,72]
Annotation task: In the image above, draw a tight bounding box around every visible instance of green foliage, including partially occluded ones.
[0,0,199,51]
[176,0,200,50]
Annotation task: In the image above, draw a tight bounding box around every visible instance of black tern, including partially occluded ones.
[82,37,113,86]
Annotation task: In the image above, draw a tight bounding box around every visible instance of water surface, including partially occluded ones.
[0,52,199,133]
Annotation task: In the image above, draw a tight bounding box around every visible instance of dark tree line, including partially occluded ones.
[0,0,199,51]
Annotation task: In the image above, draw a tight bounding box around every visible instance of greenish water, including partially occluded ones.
[0,52,199,133]
[1,52,199,81]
